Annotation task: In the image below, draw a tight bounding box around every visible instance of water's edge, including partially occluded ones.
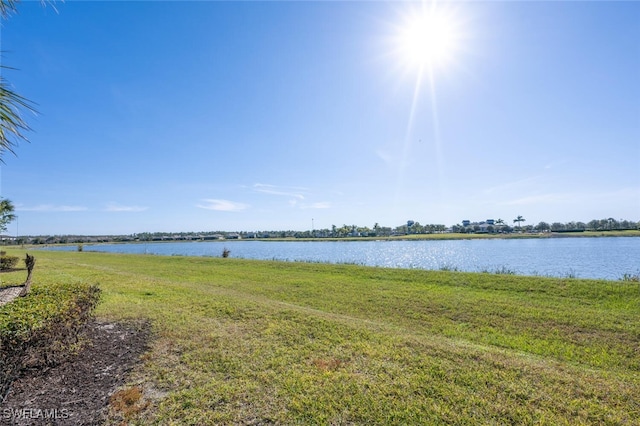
[41,237,640,281]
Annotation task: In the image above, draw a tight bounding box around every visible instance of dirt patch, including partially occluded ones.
[1,319,151,425]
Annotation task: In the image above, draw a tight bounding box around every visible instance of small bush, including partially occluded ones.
[222,248,230,258]
[494,266,517,275]
[479,265,516,275]
[621,272,640,282]
[0,255,19,271]
[0,282,101,399]
[439,264,460,272]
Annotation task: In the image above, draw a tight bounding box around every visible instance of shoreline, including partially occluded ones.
[17,229,640,247]
[22,232,640,281]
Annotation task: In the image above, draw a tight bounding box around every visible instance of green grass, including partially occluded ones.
[6,249,639,425]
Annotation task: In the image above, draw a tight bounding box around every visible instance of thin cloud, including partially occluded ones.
[253,183,305,200]
[543,160,569,170]
[302,202,331,209]
[501,193,566,206]
[503,187,640,207]
[482,175,544,195]
[105,203,148,212]
[197,199,249,212]
[17,204,88,212]
[375,148,397,165]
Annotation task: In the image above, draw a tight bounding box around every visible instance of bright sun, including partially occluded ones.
[397,7,461,71]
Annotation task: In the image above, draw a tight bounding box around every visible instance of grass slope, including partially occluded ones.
[6,250,639,425]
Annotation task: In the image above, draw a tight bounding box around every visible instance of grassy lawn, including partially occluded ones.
[4,249,639,424]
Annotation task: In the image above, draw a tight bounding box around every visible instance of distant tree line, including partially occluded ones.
[8,217,639,245]
[532,218,638,233]
[132,217,638,239]
[452,217,638,234]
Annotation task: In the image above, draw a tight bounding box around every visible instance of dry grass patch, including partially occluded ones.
[109,385,149,421]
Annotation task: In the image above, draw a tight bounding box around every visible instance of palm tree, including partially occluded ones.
[513,215,525,229]
[0,198,15,233]
[0,1,37,246]
[1,0,38,161]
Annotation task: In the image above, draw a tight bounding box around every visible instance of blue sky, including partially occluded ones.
[1,0,638,235]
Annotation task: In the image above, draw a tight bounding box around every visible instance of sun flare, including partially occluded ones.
[397,7,461,71]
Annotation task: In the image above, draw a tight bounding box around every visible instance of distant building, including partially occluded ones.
[460,219,501,233]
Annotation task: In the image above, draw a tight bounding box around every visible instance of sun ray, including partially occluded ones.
[390,2,466,203]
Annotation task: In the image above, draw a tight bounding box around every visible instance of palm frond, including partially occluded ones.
[1,0,53,161]
[0,0,20,19]
[0,74,36,160]
[1,1,58,20]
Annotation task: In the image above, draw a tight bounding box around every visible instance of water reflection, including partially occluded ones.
[44,237,639,280]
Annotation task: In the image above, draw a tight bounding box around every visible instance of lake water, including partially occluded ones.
[44,237,640,280]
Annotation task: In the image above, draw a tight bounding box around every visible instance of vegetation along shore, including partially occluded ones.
[1,249,638,424]
[4,217,638,245]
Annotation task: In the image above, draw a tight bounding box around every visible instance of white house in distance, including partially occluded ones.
[462,219,499,232]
